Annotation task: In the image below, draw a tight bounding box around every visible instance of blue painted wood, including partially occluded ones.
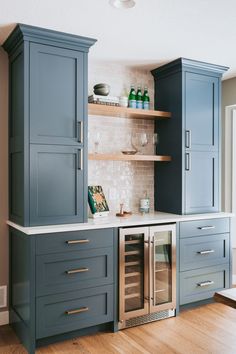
[36,247,114,296]
[3,24,96,226]
[35,228,114,254]
[180,233,230,271]
[9,228,36,354]
[179,218,230,238]
[30,43,84,146]
[185,151,219,213]
[151,58,228,215]
[36,285,114,339]
[185,72,219,152]
[179,264,230,305]
[9,226,117,352]
[30,144,85,225]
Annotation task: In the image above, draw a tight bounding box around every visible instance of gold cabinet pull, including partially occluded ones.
[66,267,89,275]
[66,239,90,245]
[65,306,89,315]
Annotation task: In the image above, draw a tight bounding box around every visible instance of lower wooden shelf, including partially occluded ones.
[88,153,171,162]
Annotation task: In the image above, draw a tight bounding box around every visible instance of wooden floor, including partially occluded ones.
[1,303,236,354]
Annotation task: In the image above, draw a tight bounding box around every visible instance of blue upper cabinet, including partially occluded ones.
[152,58,228,215]
[185,72,219,152]
[29,43,84,145]
[3,24,96,226]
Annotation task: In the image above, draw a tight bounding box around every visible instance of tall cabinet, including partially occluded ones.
[3,24,96,226]
[151,58,228,214]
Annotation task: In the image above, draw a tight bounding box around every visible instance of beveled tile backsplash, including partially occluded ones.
[88,62,155,215]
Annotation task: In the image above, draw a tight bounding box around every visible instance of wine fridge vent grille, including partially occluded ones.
[125,309,175,328]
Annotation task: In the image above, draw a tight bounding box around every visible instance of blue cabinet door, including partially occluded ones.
[30,144,86,225]
[184,151,219,214]
[185,72,219,152]
[30,43,84,146]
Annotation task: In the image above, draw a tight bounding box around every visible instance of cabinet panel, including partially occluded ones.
[35,228,113,255]
[180,264,229,305]
[180,233,229,271]
[36,248,113,296]
[30,144,85,225]
[30,43,84,145]
[185,72,219,151]
[185,151,219,213]
[179,218,229,238]
[36,285,113,339]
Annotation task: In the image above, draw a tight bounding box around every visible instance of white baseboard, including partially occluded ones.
[233,275,236,285]
[0,311,9,326]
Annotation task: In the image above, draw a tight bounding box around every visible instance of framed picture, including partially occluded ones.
[88,185,109,218]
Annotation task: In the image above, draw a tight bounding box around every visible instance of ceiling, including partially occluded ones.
[0,0,236,79]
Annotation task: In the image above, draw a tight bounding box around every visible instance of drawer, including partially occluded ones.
[180,264,229,305]
[179,218,229,238]
[35,228,113,255]
[36,285,113,339]
[36,247,113,296]
[180,233,229,271]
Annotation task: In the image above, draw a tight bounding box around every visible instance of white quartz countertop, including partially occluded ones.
[7,211,233,235]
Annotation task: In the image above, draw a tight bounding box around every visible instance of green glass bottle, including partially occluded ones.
[143,87,150,110]
[136,85,143,109]
[128,85,136,108]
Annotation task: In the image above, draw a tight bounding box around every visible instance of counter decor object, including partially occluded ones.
[139,191,150,213]
[88,185,109,218]
[116,203,132,217]
[88,94,119,106]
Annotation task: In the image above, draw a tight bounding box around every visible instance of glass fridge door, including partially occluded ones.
[150,224,176,313]
[119,227,149,324]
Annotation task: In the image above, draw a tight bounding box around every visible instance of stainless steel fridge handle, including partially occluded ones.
[185,130,191,148]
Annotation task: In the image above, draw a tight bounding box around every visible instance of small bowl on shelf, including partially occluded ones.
[121,150,137,155]
[93,83,110,96]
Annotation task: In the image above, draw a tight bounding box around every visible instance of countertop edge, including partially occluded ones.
[6,212,234,236]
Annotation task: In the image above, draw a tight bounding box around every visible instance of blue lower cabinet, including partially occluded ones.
[9,227,117,353]
[36,285,114,339]
[180,264,229,305]
[178,218,231,307]
[36,247,114,296]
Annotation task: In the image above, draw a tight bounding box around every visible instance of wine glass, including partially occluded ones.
[153,133,159,155]
[131,132,148,154]
[94,132,101,154]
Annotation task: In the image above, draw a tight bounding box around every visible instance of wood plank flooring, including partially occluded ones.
[0,303,236,354]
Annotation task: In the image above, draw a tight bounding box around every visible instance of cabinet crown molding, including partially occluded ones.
[151,57,229,78]
[3,23,97,54]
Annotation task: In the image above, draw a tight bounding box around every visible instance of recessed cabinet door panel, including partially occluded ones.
[185,72,219,151]
[30,145,85,225]
[30,43,84,145]
[185,151,219,214]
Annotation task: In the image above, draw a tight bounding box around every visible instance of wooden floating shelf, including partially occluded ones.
[88,103,171,120]
[88,153,171,162]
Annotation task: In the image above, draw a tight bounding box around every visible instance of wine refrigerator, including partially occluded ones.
[119,224,176,329]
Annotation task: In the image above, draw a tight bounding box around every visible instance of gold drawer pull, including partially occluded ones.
[66,267,89,275]
[197,280,214,287]
[65,306,89,315]
[197,226,215,230]
[66,239,90,245]
[197,250,215,255]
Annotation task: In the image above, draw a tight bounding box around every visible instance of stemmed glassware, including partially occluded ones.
[131,132,148,154]
[94,132,101,154]
[153,133,159,155]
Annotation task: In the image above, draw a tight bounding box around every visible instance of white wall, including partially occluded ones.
[222,77,236,281]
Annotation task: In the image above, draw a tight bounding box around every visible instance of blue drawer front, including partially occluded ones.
[179,218,229,238]
[36,285,114,339]
[35,228,114,255]
[180,233,229,271]
[36,248,113,296]
[180,264,229,305]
